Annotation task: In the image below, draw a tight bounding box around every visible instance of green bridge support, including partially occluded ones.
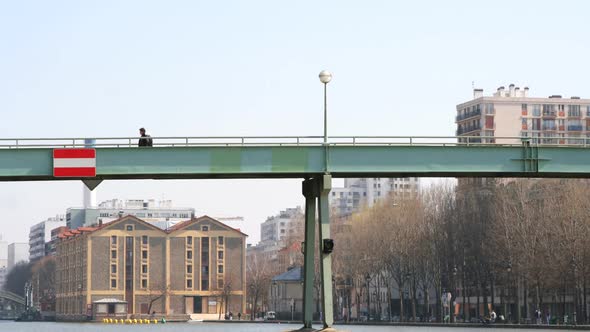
[301,175,335,331]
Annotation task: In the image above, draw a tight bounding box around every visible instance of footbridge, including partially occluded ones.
[2,135,590,330]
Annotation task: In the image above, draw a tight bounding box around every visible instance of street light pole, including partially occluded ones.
[319,70,332,145]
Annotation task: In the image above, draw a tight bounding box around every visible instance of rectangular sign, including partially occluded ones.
[53,148,96,177]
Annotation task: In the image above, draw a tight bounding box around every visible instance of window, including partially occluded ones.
[201,225,209,231]
[111,236,117,245]
[218,251,224,260]
[218,265,224,274]
[187,237,192,245]
[218,279,224,289]
[111,279,117,288]
[187,251,193,259]
[111,264,117,274]
[142,236,148,245]
[111,250,117,259]
[187,265,193,274]
[187,279,193,288]
[201,280,209,291]
[142,264,148,274]
[126,225,133,231]
[141,279,148,288]
[218,236,224,246]
[202,266,209,274]
[532,104,541,116]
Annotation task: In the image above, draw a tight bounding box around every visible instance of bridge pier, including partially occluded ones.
[299,175,335,332]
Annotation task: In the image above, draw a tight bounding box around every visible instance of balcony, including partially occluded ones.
[542,125,557,131]
[567,125,583,131]
[568,112,582,118]
[456,109,481,122]
[542,111,557,118]
[456,124,482,135]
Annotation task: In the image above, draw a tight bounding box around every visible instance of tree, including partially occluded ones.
[4,262,32,297]
[31,256,56,310]
[145,284,170,315]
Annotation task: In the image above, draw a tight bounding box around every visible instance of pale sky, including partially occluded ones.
[1,0,590,244]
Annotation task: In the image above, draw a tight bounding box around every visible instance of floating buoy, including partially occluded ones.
[153,319,158,324]
[133,318,138,324]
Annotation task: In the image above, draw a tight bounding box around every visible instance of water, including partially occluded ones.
[0,321,561,332]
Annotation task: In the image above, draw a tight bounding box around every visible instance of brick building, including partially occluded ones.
[55,215,246,321]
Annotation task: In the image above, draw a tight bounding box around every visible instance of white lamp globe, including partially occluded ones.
[319,70,332,84]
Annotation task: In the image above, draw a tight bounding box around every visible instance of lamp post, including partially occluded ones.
[273,281,278,316]
[250,284,255,321]
[318,70,332,146]
[365,273,371,321]
[452,266,457,323]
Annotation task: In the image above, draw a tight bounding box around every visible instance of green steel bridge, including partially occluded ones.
[2,135,590,331]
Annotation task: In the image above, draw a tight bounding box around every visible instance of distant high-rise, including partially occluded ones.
[29,215,66,262]
[7,242,29,270]
[329,178,420,216]
[456,85,590,144]
[260,207,302,245]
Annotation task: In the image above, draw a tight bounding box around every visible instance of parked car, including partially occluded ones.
[264,311,276,320]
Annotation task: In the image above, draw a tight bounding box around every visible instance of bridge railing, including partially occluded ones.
[1,136,590,148]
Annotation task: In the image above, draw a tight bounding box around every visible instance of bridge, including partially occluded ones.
[0,290,25,320]
[2,135,590,330]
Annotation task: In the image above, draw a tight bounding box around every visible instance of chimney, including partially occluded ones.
[524,87,529,97]
[473,88,484,99]
[509,84,515,97]
[98,219,103,227]
[515,87,520,97]
[497,86,505,97]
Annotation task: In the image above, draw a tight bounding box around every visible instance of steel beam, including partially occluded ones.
[3,145,590,181]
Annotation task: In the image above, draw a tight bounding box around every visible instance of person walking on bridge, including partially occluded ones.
[138,127,153,147]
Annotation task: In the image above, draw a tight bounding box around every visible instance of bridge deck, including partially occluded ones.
[1,136,590,180]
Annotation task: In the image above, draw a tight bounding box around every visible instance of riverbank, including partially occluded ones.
[202,319,590,330]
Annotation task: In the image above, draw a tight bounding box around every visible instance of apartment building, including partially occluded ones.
[330,178,420,216]
[55,215,246,321]
[456,84,590,144]
[29,215,66,262]
[66,199,195,230]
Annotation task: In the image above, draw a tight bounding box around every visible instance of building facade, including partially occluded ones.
[260,207,302,244]
[456,84,590,144]
[330,178,420,216]
[29,215,67,262]
[55,215,246,321]
[66,199,195,230]
[7,243,29,271]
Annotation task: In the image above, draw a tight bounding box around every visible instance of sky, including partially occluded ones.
[1,0,590,244]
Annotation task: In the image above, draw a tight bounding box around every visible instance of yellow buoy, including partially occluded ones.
[133,318,138,324]
[153,319,158,324]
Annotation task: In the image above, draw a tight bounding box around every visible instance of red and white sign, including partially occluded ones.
[53,149,96,177]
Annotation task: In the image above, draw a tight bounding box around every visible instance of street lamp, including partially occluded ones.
[365,273,371,321]
[318,70,332,146]
[250,284,255,320]
[273,281,278,315]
